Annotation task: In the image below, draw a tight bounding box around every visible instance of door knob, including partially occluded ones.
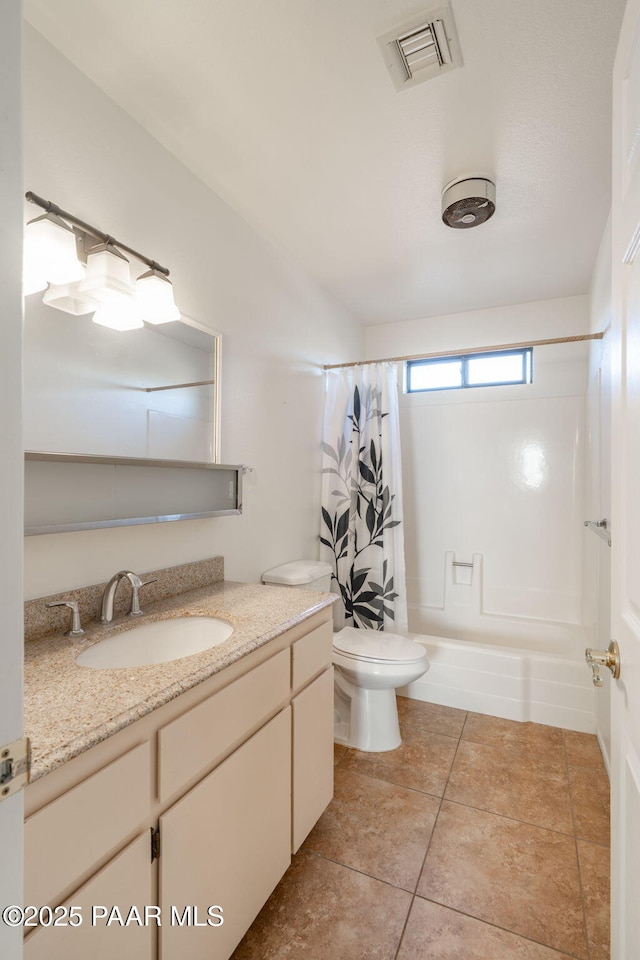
[585,641,620,686]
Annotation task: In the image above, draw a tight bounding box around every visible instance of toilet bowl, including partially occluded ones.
[261,560,430,754]
[332,627,430,752]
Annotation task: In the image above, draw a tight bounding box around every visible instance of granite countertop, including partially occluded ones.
[25,580,336,781]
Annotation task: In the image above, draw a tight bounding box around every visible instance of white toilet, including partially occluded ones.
[261,560,430,753]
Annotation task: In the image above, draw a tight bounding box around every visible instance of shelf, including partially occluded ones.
[24,452,242,535]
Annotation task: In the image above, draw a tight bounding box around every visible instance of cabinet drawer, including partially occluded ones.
[25,742,150,908]
[291,621,333,691]
[24,832,154,960]
[158,648,289,802]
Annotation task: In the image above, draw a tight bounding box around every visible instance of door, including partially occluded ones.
[0,3,25,960]
[610,1,640,956]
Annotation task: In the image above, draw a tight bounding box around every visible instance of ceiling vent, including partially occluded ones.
[377,3,462,92]
[441,177,496,229]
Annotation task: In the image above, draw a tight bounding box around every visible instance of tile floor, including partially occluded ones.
[232,698,610,960]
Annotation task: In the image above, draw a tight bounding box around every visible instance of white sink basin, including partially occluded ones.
[76,616,234,669]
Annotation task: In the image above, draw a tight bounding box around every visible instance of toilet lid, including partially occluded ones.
[333,627,425,663]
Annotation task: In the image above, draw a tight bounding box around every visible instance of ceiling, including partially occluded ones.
[24,0,625,325]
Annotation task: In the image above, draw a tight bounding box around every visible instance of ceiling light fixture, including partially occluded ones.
[24,191,181,331]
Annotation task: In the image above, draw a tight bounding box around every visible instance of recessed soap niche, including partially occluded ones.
[23,296,243,534]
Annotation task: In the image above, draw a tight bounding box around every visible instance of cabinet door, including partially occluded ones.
[24,832,154,960]
[292,667,334,852]
[159,707,291,960]
[25,742,151,909]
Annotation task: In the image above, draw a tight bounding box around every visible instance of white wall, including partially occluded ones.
[583,218,613,767]
[23,25,363,599]
[0,3,24,956]
[365,296,589,648]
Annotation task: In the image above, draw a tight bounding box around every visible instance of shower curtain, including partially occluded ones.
[320,362,408,632]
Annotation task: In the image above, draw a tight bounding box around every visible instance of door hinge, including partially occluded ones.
[0,737,31,803]
[150,826,161,862]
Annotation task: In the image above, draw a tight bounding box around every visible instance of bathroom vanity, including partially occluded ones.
[23,574,335,959]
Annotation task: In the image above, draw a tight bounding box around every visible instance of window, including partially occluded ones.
[406,348,532,393]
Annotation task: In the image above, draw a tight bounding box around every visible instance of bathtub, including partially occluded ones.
[398,551,597,734]
[399,630,597,734]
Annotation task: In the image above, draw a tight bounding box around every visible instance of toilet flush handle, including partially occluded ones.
[585,641,620,687]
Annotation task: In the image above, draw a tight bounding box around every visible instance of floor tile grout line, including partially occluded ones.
[392,716,468,960]
[302,848,419,896]
[396,712,467,737]
[412,893,590,960]
[563,728,593,960]
[342,762,588,841]
[391,892,419,960]
[337,764,448,801]
[440,796,580,839]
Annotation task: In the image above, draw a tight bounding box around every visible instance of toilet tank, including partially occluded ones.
[261,560,333,592]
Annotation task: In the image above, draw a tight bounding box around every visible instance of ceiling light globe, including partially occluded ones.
[43,281,100,316]
[136,269,181,324]
[24,213,84,286]
[92,298,144,332]
[79,243,135,304]
[23,272,48,297]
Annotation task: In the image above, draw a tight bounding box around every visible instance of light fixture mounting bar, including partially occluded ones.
[25,191,170,276]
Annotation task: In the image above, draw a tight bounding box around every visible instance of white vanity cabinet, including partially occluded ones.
[24,609,334,960]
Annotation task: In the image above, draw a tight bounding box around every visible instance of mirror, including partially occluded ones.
[23,296,220,463]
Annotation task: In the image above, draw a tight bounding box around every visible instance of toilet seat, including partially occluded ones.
[333,627,426,665]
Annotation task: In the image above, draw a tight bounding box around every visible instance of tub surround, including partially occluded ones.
[25,564,337,781]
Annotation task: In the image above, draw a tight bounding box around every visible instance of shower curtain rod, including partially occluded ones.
[323,332,604,371]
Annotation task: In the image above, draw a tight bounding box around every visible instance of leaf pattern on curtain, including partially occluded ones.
[320,366,407,631]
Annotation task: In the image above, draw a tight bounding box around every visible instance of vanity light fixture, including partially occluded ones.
[79,241,136,304]
[42,281,99,316]
[93,299,144,332]
[23,210,85,294]
[24,191,180,331]
[135,267,180,324]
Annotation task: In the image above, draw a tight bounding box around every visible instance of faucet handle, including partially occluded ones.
[46,600,85,638]
[128,578,158,617]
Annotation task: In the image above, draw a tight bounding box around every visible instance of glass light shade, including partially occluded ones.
[42,280,99,316]
[23,271,48,297]
[135,269,180,324]
[79,243,134,304]
[92,297,144,331]
[24,213,84,287]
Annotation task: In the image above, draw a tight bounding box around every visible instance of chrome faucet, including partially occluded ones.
[100,570,158,623]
